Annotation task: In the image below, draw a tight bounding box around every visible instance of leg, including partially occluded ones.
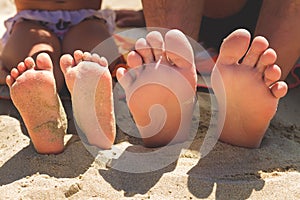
[115,10,145,28]
[62,18,110,53]
[211,29,288,148]
[6,53,67,154]
[1,21,64,89]
[62,18,118,67]
[142,0,248,41]
[116,30,197,147]
[60,50,115,149]
[203,0,247,18]
[255,0,300,79]
[142,0,204,40]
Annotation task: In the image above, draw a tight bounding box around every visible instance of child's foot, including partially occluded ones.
[6,53,67,154]
[60,50,115,149]
[116,30,197,147]
[211,29,288,148]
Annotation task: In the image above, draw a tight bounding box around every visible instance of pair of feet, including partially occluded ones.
[6,29,287,154]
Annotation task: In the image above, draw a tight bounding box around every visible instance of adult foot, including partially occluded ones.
[116,29,197,147]
[6,53,67,154]
[211,29,288,148]
[60,50,115,149]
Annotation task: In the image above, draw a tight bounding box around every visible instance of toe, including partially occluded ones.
[217,29,251,66]
[164,29,194,69]
[83,52,93,61]
[16,61,28,74]
[242,36,269,67]
[74,50,84,64]
[60,54,75,74]
[10,68,20,80]
[127,51,143,68]
[270,81,288,98]
[35,53,53,71]
[24,57,35,70]
[256,48,277,73]
[6,75,14,87]
[90,53,101,64]
[99,57,108,67]
[91,53,108,67]
[135,38,154,64]
[264,64,281,86]
[117,51,142,88]
[116,67,133,89]
[146,31,164,61]
[9,65,23,85]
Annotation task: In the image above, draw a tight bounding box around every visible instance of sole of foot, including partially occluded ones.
[60,50,115,149]
[211,29,288,148]
[6,53,67,154]
[116,29,197,147]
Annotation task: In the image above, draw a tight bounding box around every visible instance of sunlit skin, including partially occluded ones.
[3,0,115,154]
[60,50,116,149]
[211,29,288,148]
[117,30,197,147]
[116,28,288,149]
[0,0,110,86]
[6,53,67,154]
[14,0,101,11]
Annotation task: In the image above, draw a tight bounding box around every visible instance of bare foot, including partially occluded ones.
[116,30,197,147]
[211,29,288,148]
[6,53,67,154]
[60,50,115,149]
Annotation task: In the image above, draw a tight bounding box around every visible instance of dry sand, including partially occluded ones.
[0,0,299,199]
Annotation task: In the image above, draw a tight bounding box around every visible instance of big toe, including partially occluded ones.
[35,53,54,71]
[217,29,251,66]
[165,29,194,69]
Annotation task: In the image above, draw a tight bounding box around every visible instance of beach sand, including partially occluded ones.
[0,0,299,199]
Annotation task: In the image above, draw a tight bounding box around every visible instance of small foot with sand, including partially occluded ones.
[116,30,197,147]
[211,29,288,148]
[60,50,115,149]
[6,53,67,154]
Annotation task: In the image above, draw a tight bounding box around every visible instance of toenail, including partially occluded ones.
[167,56,175,66]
